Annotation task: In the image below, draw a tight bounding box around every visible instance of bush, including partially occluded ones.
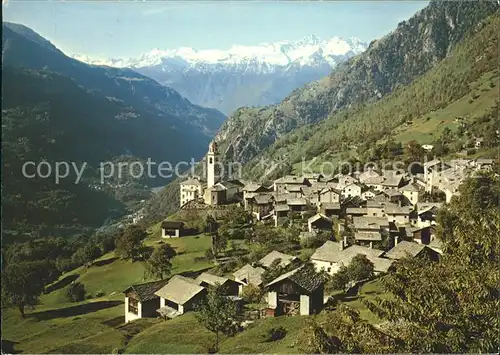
[66,282,86,302]
[261,326,287,342]
[241,284,262,303]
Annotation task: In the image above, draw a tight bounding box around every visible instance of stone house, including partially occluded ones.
[248,194,274,220]
[155,275,207,319]
[161,221,185,238]
[311,240,392,276]
[307,213,333,233]
[342,183,363,199]
[399,182,421,205]
[123,280,169,323]
[180,178,205,207]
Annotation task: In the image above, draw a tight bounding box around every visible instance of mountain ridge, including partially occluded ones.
[72,35,367,115]
[72,35,367,69]
[213,0,499,164]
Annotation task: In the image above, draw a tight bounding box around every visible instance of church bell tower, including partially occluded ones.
[207,141,218,188]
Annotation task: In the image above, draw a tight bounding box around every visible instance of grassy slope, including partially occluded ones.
[2,231,215,354]
[125,279,388,354]
[392,70,499,145]
[3,224,388,354]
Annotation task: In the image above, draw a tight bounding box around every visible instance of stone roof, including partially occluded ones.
[371,257,395,273]
[399,183,420,192]
[287,198,308,206]
[272,193,295,202]
[206,185,226,192]
[243,183,266,192]
[359,169,381,182]
[155,275,205,305]
[180,178,203,186]
[354,232,382,241]
[384,204,413,215]
[259,250,297,268]
[321,202,341,210]
[161,221,184,230]
[353,216,389,230]
[343,182,362,190]
[233,264,264,286]
[222,179,245,188]
[346,207,368,215]
[428,238,444,254]
[384,241,426,260]
[252,194,273,205]
[302,173,323,180]
[195,272,229,287]
[123,279,169,302]
[311,241,384,264]
[384,189,402,197]
[285,184,303,192]
[274,204,290,212]
[381,175,403,187]
[308,213,332,225]
[265,266,325,293]
[275,175,307,185]
[310,182,328,190]
[364,176,385,185]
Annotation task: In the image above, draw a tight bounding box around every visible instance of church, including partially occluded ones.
[179,141,244,207]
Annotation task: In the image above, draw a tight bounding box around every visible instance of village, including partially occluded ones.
[122,141,494,325]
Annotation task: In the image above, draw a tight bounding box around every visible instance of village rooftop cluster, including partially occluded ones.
[122,141,494,324]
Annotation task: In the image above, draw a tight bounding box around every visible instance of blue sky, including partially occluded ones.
[3,1,429,58]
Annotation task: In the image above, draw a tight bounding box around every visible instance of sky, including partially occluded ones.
[3,1,429,59]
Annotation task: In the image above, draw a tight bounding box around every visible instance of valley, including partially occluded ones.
[1,1,499,354]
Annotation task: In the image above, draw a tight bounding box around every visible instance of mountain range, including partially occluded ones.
[144,0,499,222]
[2,22,226,241]
[213,0,499,167]
[73,36,367,114]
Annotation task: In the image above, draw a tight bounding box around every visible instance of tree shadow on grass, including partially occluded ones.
[179,266,213,279]
[44,274,80,294]
[92,257,119,267]
[29,300,123,321]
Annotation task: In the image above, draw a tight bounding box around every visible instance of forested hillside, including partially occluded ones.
[1,23,226,241]
[215,1,498,165]
[244,11,500,179]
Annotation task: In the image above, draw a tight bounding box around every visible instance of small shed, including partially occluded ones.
[265,266,325,316]
[155,275,207,319]
[161,221,185,238]
[307,213,333,233]
[123,279,168,323]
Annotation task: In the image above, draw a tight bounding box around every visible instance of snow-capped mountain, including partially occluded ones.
[73,35,367,114]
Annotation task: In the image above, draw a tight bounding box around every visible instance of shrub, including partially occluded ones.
[261,326,287,342]
[241,284,262,304]
[66,282,86,302]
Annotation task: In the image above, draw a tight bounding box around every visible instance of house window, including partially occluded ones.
[128,297,139,315]
[209,157,213,164]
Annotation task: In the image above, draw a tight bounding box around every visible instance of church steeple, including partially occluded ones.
[207,141,218,188]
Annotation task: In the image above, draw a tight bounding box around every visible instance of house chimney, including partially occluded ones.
[395,236,399,246]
